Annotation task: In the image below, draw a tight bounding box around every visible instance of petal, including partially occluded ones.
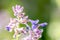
[32,24,38,30]
[6,26,11,31]
[12,5,24,16]
[39,22,47,27]
[29,19,39,25]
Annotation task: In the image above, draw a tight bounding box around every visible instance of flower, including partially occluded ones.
[12,5,24,16]
[17,12,25,18]
[29,19,47,30]
[13,27,27,38]
[6,26,11,31]
[39,22,47,27]
[6,5,47,40]
[29,19,39,25]
[19,16,28,24]
[6,18,19,32]
[29,19,39,30]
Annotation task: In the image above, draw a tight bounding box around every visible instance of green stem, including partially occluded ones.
[12,36,19,40]
[15,37,18,40]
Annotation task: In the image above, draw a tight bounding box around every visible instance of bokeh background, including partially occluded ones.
[0,0,60,40]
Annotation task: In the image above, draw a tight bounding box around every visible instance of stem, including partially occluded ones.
[12,36,19,40]
[25,23,31,30]
[15,37,19,40]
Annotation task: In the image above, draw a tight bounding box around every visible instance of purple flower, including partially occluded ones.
[32,24,38,30]
[29,20,47,30]
[29,19,39,25]
[33,29,43,39]
[6,26,11,31]
[12,5,24,16]
[29,19,39,30]
[6,5,47,40]
[39,22,47,27]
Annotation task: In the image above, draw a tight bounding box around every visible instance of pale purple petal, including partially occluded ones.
[32,24,38,30]
[6,26,11,31]
[12,5,24,16]
[29,20,39,30]
[39,22,47,27]
[29,19,39,25]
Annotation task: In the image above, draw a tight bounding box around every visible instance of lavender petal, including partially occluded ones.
[29,19,39,25]
[32,24,38,30]
[39,22,47,27]
[6,26,11,31]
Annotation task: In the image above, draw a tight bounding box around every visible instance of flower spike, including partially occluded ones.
[6,5,47,40]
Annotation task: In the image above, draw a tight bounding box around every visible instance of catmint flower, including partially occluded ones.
[29,19,39,25]
[33,29,43,38]
[13,27,27,38]
[12,5,24,16]
[29,19,47,30]
[39,22,47,27]
[6,5,47,40]
[17,13,25,18]
[29,19,39,30]
[6,26,11,31]
[19,16,28,24]
[6,24,13,32]
[6,18,19,32]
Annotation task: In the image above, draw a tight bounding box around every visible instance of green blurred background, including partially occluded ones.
[0,0,60,40]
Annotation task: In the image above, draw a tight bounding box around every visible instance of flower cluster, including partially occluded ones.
[6,5,47,40]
